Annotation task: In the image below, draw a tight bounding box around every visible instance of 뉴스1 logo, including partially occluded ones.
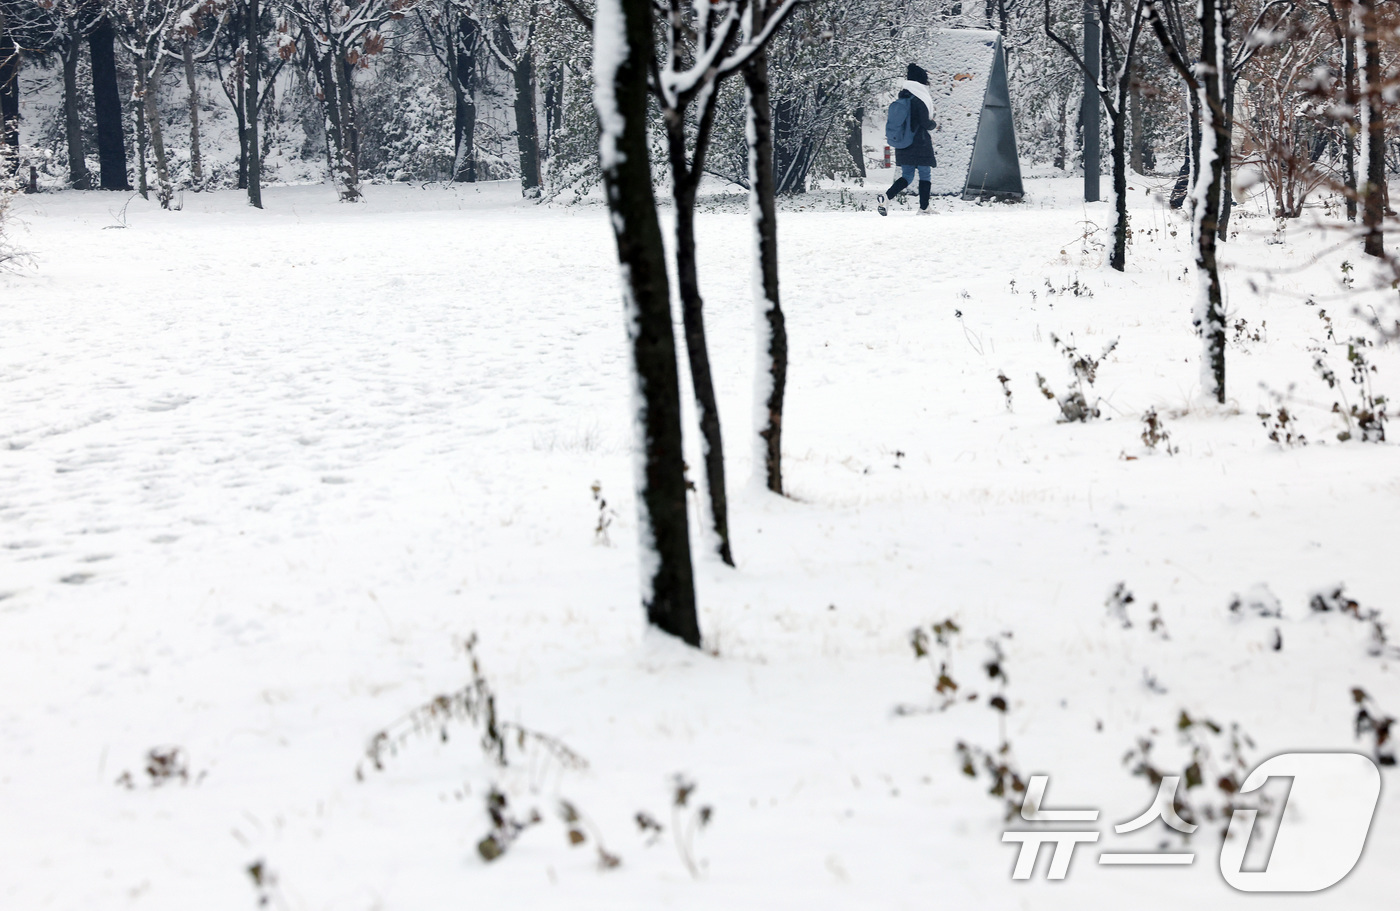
[1001,751,1382,892]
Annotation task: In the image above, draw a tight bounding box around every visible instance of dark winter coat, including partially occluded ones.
[894,89,937,168]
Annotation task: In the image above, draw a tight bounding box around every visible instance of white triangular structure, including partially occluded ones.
[893,28,1025,200]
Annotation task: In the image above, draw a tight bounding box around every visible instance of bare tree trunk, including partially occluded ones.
[773,96,811,194]
[333,56,360,201]
[512,46,540,194]
[1150,0,1225,399]
[141,58,173,208]
[592,0,699,646]
[1082,4,1100,202]
[1129,69,1144,173]
[89,17,130,190]
[260,76,275,158]
[134,62,150,198]
[493,9,540,194]
[543,62,563,158]
[1218,83,1234,238]
[183,42,204,187]
[1055,92,1068,170]
[316,48,339,185]
[1111,99,1129,271]
[62,39,91,188]
[666,117,734,567]
[1,15,21,176]
[845,106,865,177]
[1187,87,1201,189]
[246,0,262,208]
[1343,23,1357,221]
[1195,0,1227,402]
[452,16,479,182]
[745,20,787,496]
[1217,5,1234,241]
[1360,0,1385,257]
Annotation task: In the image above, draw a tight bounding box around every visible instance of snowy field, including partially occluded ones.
[2,176,1397,909]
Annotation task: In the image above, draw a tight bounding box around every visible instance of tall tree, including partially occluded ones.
[745,0,787,495]
[285,0,410,200]
[113,0,211,207]
[1235,4,1329,219]
[588,0,700,645]
[1148,0,1227,403]
[1358,0,1384,257]
[651,0,802,564]
[0,4,19,175]
[181,37,203,184]
[245,0,261,206]
[485,0,542,194]
[30,0,101,188]
[655,0,744,566]
[87,13,129,189]
[210,0,281,192]
[63,34,91,186]
[1218,0,1295,239]
[762,0,897,195]
[1046,0,1148,272]
[419,2,484,181]
[1317,0,1359,221]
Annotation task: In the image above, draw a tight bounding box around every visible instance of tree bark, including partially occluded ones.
[1217,5,1234,241]
[1343,21,1357,221]
[1048,0,1142,269]
[89,17,130,190]
[62,38,91,188]
[183,41,203,187]
[666,114,734,567]
[330,55,360,201]
[139,57,173,207]
[773,95,811,194]
[1187,85,1200,190]
[512,45,540,193]
[246,0,262,208]
[543,62,563,157]
[316,48,339,186]
[1054,91,1068,170]
[1111,96,1129,271]
[1129,69,1144,173]
[1149,0,1226,400]
[845,106,865,177]
[1,17,21,176]
[1360,0,1384,257]
[745,23,787,496]
[134,62,149,198]
[260,75,274,158]
[452,16,479,182]
[593,0,699,646]
[233,45,248,189]
[1195,0,1227,402]
[1082,0,1100,202]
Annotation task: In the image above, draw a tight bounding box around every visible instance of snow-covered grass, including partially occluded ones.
[1,176,1396,910]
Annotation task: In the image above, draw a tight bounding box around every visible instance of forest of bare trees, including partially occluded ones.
[0,0,1392,214]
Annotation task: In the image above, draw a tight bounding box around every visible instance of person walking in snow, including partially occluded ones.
[879,64,937,216]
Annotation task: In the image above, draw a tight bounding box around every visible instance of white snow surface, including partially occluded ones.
[1,177,1398,910]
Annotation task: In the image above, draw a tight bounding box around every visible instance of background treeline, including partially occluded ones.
[0,0,1397,209]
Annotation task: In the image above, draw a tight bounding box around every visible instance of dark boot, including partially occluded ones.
[878,177,908,216]
[918,180,931,211]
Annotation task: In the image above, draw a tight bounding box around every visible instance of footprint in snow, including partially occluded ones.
[142,394,195,413]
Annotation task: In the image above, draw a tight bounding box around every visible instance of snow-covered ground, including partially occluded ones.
[1,176,1397,909]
